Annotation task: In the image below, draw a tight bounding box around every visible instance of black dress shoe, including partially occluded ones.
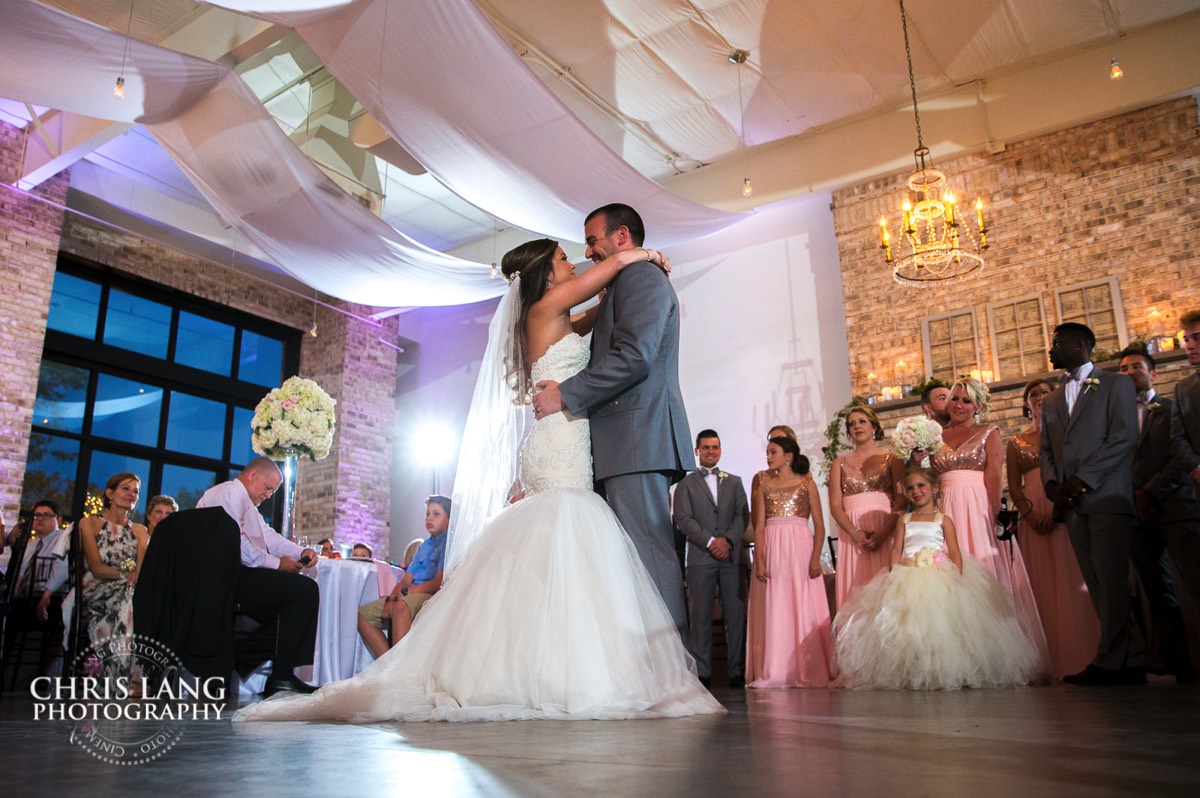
[1063,665,1121,686]
[729,676,746,689]
[263,674,318,696]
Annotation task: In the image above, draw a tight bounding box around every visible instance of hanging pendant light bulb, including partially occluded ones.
[114,1,135,101]
[1109,57,1123,80]
[729,49,751,199]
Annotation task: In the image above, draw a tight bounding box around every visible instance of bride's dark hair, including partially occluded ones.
[500,238,558,396]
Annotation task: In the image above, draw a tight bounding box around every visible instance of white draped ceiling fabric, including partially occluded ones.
[202,0,747,245]
[0,0,499,306]
[1,0,745,307]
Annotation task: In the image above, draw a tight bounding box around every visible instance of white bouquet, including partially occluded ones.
[251,376,337,461]
[891,416,944,461]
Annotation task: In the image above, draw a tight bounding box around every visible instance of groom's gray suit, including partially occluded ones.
[559,260,694,636]
[1040,365,1144,672]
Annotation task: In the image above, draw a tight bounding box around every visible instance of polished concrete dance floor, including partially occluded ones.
[4,680,1198,797]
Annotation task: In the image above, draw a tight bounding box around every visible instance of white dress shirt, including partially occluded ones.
[1065,361,1094,415]
[15,524,70,597]
[197,479,302,569]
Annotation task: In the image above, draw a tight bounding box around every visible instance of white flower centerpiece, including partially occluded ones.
[251,376,336,541]
[251,376,337,461]
[891,416,944,462]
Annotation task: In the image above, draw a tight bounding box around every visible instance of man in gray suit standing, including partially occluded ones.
[533,203,694,637]
[673,429,750,688]
[1119,346,1199,681]
[1040,322,1144,685]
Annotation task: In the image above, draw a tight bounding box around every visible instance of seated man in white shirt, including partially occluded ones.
[197,457,320,696]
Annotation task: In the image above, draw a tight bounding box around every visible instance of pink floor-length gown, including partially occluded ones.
[747,479,834,688]
[932,426,1050,674]
[1010,436,1101,679]
[835,455,898,609]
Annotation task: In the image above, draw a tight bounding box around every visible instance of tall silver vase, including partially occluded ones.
[278,449,299,540]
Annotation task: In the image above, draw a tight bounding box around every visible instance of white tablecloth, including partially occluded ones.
[308,558,402,686]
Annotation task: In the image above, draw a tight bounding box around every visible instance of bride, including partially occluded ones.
[236,239,723,722]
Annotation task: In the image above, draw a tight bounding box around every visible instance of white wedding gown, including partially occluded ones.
[236,334,723,722]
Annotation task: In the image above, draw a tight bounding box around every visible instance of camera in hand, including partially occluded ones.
[995,497,1019,541]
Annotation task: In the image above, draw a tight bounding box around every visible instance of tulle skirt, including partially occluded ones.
[834,556,1043,690]
[1018,468,1100,679]
[747,517,834,688]
[236,488,724,722]
[937,470,1050,675]
[835,491,894,610]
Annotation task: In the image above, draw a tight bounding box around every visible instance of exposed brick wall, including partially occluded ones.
[1,118,397,555]
[0,120,68,528]
[832,97,1200,398]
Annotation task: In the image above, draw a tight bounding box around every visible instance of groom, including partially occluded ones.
[533,203,694,637]
[1040,321,1144,685]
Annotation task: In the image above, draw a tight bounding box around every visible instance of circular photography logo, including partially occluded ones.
[31,633,228,766]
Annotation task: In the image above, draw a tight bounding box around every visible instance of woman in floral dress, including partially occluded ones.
[80,472,149,676]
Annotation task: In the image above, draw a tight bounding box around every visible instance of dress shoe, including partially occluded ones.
[263,674,318,696]
[729,676,746,689]
[1062,665,1122,686]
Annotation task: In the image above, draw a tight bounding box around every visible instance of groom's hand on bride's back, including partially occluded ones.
[533,380,563,420]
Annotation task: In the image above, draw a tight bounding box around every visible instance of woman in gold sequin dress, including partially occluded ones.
[748,436,834,688]
[1007,378,1099,679]
[829,407,904,609]
[932,377,1049,671]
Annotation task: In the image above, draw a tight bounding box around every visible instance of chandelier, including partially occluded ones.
[879,0,988,285]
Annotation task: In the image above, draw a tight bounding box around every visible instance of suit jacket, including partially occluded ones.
[1133,394,1196,522]
[673,468,750,568]
[133,507,241,680]
[559,260,694,482]
[1040,365,1138,516]
[1171,371,1200,476]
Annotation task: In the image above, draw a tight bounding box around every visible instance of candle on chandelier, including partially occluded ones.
[944,190,957,226]
[879,216,893,262]
[902,197,914,234]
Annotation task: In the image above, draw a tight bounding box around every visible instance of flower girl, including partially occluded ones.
[834,468,1042,690]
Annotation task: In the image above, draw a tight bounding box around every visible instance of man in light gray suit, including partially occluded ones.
[1040,322,1144,685]
[673,430,750,688]
[533,203,694,636]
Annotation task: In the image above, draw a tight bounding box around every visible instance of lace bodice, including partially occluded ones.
[840,454,896,496]
[901,513,945,558]
[1009,434,1040,474]
[521,334,593,494]
[932,425,997,474]
[762,479,811,519]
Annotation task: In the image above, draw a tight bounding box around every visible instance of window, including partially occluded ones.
[1055,277,1128,355]
[922,309,981,383]
[21,257,299,522]
[988,295,1049,380]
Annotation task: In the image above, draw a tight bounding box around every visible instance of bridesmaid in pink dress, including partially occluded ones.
[1007,378,1100,679]
[748,435,834,688]
[745,425,796,685]
[931,377,1049,672]
[829,407,904,610]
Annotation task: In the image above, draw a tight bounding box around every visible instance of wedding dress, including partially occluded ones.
[236,333,723,722]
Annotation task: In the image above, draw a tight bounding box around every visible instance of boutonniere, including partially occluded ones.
[1083,377,1100,393]
[717,471,728,481]
[1146,402,1163,414]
